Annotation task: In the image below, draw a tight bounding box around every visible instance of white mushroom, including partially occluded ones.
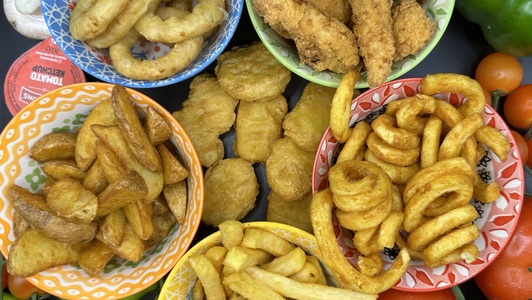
[4,0,51,40]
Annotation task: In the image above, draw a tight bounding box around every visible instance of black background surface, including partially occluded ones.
[2,3,531,299]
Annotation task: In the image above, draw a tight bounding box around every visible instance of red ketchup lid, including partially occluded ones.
[4,37,86,116]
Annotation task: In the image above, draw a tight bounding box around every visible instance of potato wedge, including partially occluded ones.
[98,208,127,248]
[145,106,172,145]
[162,180,187,225]
[7,228,84,277]
[10,185,98,243]
[47,177,98,224]
[151,195,171,216]
[123,200,153,240]
[145,211,176,247]
[112,223,144,261]
[79,239,116,276]
[95,139,126,183]
[13,211,29,238]
[112,85,161,172]
[96,170,148,216]
[82,159,109,195]
[41,160,87,181]
[29,132,77,162]
[157,143,189,185]
[75,99,116,171]
[91,124,163,202]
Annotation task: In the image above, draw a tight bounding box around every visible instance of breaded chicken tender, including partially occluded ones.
[202,158,259,227]
[265,137,315,201]
[306,0,352,24]
[215,43,291,102]
[349,0,395,87]
[172,74,238,168]
[283,82,336,152]
[253,0,359,74]
[234,94,288,163]
[392,0,435,61]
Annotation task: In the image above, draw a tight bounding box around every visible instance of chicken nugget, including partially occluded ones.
[202,158,259,227]
[267,191,313,233]
[234,94,288,163]
[282,82,336,152]
[392,0,435,61]
[173,74,238,167]
[265,137,315,201]
[215,42,291,101]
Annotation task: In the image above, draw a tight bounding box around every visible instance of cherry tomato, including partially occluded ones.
[475,52,523,94]
[7,275,45,300]
[378,288,456,300]
[482,85,492,107]
[503,84,532,130]
[510,130,529,165]
[528,139,532,169]
[474,196,532,299]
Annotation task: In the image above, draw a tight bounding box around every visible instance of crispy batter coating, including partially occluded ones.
[392,0,435,61]
[349,0,395,87]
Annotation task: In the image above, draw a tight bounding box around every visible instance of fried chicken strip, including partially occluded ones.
[253,0,359,74]
[349,0,395,87]
[392,0,435,61]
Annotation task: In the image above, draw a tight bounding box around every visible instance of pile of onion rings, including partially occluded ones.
[69,0,227,81]
[311,72,511,294]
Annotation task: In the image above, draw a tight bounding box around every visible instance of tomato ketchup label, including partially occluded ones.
[4,37,85,116]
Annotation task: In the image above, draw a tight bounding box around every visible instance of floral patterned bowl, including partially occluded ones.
[312,78,524,291]
[246,0,455,88]
[41,0,243,88]
[159,221,335,299]
[0,83,204,299]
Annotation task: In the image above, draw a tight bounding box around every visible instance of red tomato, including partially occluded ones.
[474,196,532,299]
[528,139,532,169]
[510,130,529,165]
[503,84,532,130]
[378,288,456,300]
[475,52,523,94]
[7,274,45,300]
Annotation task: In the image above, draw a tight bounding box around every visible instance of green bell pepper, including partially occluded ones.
[456,0,532,56]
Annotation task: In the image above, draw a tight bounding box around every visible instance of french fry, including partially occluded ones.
[218,219,244,249]
[112,85,162,172]
[189,254,226,300]
[223,270,284,300]
[223,246,273,272]
[204,246,229,273]
[240,228,295,257]
[259,247,307,276]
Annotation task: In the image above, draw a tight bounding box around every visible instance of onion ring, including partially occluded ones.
[109,30,203,81]
[335,192,392,231]
[328,160,391,212]
[438,113,484,161]
[421,224,480,268]
[474,125,510,162]
[473,175,500,204]
[330,69,360,143]
[87,0,154,48]
[420,115,442,168]
[371,114,419,150]
[356,253,383,277]
[403,173,474,233]
[337,121,372,163]
[363,149,420,185]
[70,0,129,41]
[420,73,485,117]
[310,188,410,294]
[407,205,479,251]
[365,132,420,166]
[134,0,227,43]
[395,94,436,136]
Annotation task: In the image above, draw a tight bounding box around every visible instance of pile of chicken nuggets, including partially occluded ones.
[173,42,333,232]
[252,0,435,87]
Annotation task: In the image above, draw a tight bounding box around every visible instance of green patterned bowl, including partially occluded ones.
[246,0,455,88]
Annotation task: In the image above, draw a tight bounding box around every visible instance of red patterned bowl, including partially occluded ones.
[312,78,524,291]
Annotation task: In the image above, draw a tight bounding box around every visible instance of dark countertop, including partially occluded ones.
[2,4,531,300]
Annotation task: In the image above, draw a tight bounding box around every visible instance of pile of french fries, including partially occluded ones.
[188,220,378,300]
[7,84,189,277]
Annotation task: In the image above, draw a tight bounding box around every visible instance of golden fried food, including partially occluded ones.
[215,43,292,101]
[348,0,395,87]
[173,74,238,168]
[265,137,315,201]
[29,132,77,162]
[337,121,371,163]
[330,69,360,143]
[283,82,336,152]
[267,192,313,233]
[202,158,259,227]
[234,94,288,163]
[69,0,129,41]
